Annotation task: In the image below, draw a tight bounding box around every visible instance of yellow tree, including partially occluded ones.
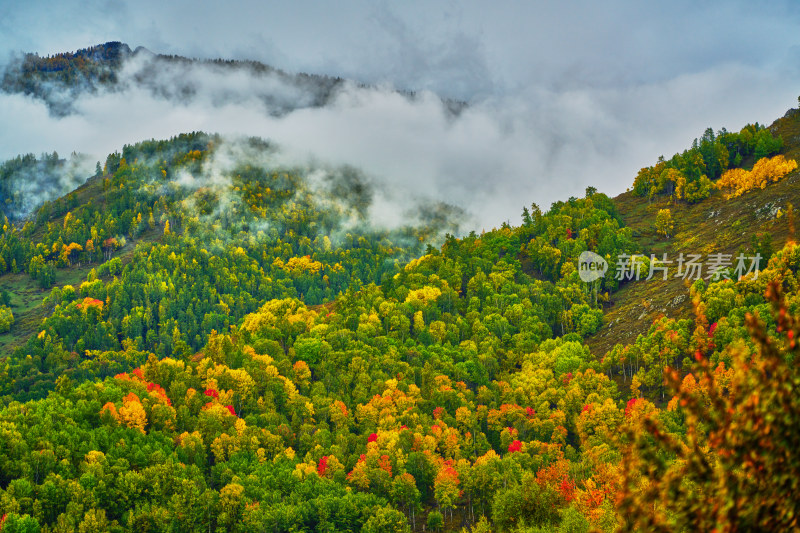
[434,462,461,522]
[118,393,147,433]
[655,209,674,239]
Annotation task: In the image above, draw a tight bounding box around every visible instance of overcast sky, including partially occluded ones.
[1,1,799,229]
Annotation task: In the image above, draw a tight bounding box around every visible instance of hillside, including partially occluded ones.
[0,55,798,532]
[587,108,800,359]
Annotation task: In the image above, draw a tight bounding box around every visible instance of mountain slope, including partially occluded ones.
[0,46,799,531]
[586,109,800,360]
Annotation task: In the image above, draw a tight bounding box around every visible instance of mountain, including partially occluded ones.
[0,41,467,117]
[0,46,798,532]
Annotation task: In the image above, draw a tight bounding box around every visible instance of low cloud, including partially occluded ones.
[0,49,798,231]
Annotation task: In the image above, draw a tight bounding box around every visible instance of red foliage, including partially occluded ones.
[709,321,718,336]
[558,477,576,502]
[204,388,219,399]
[508,439,522,453]
[367,433,378,443]
[317,456,328,477]
[76,297,104,310]
[400,425,408,430]
[625,398,641,417]
[225,405,236,416]
[562,372,573,385]
[131,368,145,380]
[147,382,172,406]
[581,404,592,414]
[433,406,445,420]
[526,407,536,419]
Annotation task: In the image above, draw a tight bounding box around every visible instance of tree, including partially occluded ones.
[362,508,411,533]
[426,511,444,532]
[716,155,797,198]
[0,513,41,533]
[655,209,674,239]
[434,463,461,521]
[683,175,712,203]
[618,279,800,532]
[0,305,14,333]
[392,473,421,529]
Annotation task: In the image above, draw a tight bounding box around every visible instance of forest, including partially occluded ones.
[0,90,799,532]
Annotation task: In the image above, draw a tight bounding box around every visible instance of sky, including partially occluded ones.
[1,0,799,230]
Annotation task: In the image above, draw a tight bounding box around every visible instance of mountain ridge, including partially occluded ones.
[1,41,468,117]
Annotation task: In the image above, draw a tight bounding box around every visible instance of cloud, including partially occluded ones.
[5,1,799,97]
[1,47,799,230]
[1,1,800,229]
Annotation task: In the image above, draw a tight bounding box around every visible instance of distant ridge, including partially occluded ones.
[0,41,467,117]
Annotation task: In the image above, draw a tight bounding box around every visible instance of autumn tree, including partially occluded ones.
[655,209,674,239]
[618,279,800,532]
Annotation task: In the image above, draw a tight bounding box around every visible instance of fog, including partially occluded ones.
[1,1,799,230]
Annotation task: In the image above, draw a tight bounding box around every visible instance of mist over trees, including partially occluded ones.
[0,42,799,533]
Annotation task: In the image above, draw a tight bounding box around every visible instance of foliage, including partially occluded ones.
[632,125,783,203]
[0,305,13,333]
[618,274,800,532]
[716,154,798,198]
[0,122,797,532]
[654,209,674,239]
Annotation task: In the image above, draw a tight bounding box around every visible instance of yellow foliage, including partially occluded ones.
[211,433,237,462]
[118,393,147,433]
[85,450,106,464]
[293,461,318,480]
[403,254,434,272]
[282,376,299,400]
[716,155,797,198]
[285,255,323,275]
[413,310,425,332]
[282,447,296,461]
[219,482,245,515]
[404,286,442,305]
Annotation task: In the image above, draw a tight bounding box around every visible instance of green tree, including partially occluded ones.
[426,511,444,532]
[362,508,411,533]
